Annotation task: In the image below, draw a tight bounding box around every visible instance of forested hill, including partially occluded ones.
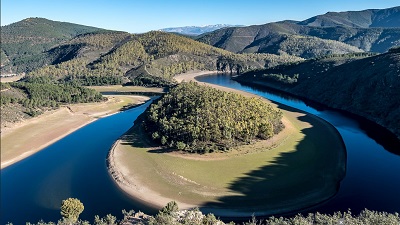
[235,49,400,139]
[1,18,107,74]
[17,32,303,87]
[298,6,400,28]
[197,6,400,54]
[143,82,283,153]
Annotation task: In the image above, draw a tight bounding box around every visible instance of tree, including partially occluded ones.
[159,201,179,215]
[60,198,84,223]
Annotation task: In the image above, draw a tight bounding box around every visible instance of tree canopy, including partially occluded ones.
[143,82,283,153]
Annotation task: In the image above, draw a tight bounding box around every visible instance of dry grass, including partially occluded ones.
[0,75,25,83]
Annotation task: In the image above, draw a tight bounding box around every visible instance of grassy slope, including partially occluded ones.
[111,82,346,216]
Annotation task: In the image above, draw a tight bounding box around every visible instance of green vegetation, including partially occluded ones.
[1,80,103,123]
[3,18,303,87]
[1,17,105,74]
[9,201,400,225]
[60,198,84,223]
[144,82,283,152]
[159,201,179,215]
[260,73,299,84]
[1,82,102,107]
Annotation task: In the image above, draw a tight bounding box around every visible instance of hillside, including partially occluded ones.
[235,50,400,139]
[25,30,302,87]
[298,6,400,28]
[197,6,400,54]
[0,18,106,74]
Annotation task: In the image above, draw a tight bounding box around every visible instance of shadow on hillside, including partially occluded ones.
[199,105,347,218]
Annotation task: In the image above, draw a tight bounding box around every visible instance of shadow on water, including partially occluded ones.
[198,104,347,220]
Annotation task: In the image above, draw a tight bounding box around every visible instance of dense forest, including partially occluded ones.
[143,82,283,153]
[1,80,103,123]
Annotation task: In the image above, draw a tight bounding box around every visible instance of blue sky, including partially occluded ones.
[2,0,399,33]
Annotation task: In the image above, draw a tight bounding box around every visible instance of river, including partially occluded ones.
[1,74,400,224]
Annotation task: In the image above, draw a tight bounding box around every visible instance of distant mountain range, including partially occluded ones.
[160,24,242,36]
[197,6,400,55]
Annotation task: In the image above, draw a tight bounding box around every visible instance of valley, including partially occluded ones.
[1,4,399,225]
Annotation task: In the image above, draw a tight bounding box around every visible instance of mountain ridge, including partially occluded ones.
[197,6,400,54]
[298,6,400,28]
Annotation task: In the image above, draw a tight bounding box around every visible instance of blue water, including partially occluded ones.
[1,74,400,224]
[1,99,158,224]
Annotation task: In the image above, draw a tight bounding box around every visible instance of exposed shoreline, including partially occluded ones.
[108,70,346,217]
[1,95,150,169]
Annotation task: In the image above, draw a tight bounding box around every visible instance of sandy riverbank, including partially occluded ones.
[108,70,346,217]
[1,95,150,169]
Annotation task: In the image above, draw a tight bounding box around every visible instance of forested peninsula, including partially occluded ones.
[143,82,284,153]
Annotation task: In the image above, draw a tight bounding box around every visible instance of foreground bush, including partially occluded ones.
[10,201,400,225]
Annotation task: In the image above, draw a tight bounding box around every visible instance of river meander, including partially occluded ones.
[1,74,399,224]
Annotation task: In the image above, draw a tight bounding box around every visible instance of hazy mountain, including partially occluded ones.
[197,7,400,54]
[160,24,242,35]
[298,6,400,28]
